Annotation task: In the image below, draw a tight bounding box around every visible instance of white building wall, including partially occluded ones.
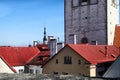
[0,58,14,73]
[29,65,42,74]
[107,0,119,45]
[13,66,24,73]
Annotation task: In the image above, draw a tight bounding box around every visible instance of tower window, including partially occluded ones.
[80,0,89,6]
[69,34,76,44]
[81,37,89,43]
[82,0,88,2]
[79,0,98,5]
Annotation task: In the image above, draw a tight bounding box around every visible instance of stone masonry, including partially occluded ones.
[65,0,119,45]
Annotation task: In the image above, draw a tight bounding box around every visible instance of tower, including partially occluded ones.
[65,0,119,45]
[43,27,47,44]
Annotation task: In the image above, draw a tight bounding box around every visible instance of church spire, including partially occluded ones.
[43,27,47,44]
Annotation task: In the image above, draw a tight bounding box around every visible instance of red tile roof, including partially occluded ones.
[36,44,49,50]
[27,44,50,65]
[0,47,40,66]
[68,44,120,64]
[113,25,120,48]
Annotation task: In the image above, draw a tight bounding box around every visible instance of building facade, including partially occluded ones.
[42,44,120,77]
[65,0,119,45]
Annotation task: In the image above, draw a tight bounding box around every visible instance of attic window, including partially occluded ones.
[64,56,72,64]
[56,59,58,64]
[78,60,81,64]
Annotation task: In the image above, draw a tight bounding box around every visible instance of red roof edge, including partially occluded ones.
[0,56,17,73]
[26,50,41,64]
[67,44,93,64]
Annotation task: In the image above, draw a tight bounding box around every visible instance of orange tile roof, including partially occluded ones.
[113,25,120,48]
[68,44,120,64]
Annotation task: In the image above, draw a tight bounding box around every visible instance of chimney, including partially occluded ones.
[57,42,64,52]
[49,38,57,58]
[48,36,54,49]
[105,46,108,56]
[28,45,32,47]
[33,41,38,46]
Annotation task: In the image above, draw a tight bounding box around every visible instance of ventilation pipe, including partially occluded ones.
[105,46,108,56]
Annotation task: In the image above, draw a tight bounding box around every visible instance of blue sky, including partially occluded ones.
[0,0,64,46]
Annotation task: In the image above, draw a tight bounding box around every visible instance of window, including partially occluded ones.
[54,72,58,74]
[80,0,89,6]
[35,70,39,74]
[79,0,98,6]
[112,0,118,8]
[81,37,88,43]
[69,34,76,44]
[56,59,58,64]
[19,69,24,73]
[78,60,81,64]
[64,56,72,64]
[82,0,88,2]
[29,69,33,74]
[62,72,68,75]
